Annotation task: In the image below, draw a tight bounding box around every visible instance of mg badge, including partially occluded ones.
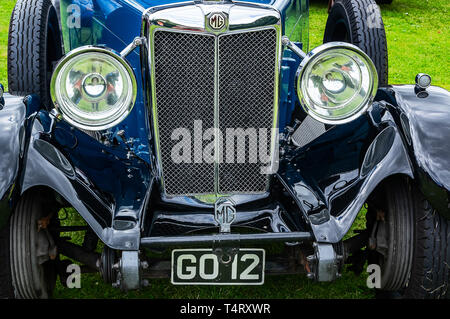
[214,197,236,233]
[208,13,226,31]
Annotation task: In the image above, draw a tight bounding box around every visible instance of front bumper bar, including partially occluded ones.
[140,231,313,248]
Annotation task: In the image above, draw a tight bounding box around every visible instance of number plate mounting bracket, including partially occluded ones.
[212,236,240,266]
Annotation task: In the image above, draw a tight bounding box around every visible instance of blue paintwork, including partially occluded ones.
[279,46,303,130]
[61,0,153,165]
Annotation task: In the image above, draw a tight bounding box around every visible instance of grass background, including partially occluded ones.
[0,0,448,299]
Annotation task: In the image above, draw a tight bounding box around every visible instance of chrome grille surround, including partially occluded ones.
[144,2,282,197]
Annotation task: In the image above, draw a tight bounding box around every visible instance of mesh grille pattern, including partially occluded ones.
[218,29,277,193]
[153,31,216,195]
[153,29,277,196]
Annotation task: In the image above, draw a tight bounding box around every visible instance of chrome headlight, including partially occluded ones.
[50,46,137,131]
[297,42,378,125]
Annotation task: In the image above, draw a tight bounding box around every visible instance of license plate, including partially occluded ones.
[171,248,265,285]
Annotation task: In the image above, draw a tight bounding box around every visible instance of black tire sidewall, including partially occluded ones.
[324,3,353,44]
[7,0,62,108]
[9,192,58,299]
[404,190,450,299]
[367,179,414,293]
[0,223,14,298]
[368,179,450,299]
[323,0,389,86]
[376,0,393,4]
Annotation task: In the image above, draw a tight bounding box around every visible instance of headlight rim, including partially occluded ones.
[50,45,137,131]
[296,41,378,125]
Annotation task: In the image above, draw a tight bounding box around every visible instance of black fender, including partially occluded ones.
[278,85,450,243]
[0,96,154,250]
[278,103,414,243]
[378,85,450,219]
[0,94,27,228]
[0,95,26,199]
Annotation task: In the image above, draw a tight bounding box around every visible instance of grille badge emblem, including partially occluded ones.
[208,13,226,31]
[214,197,236,233]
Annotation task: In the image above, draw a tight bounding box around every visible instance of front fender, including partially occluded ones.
[278,104,414,243]
[379,85,450,218]
[0,94,24,228]
[1,102,154,250]
[0,94,26,200]
[278,85,450,243]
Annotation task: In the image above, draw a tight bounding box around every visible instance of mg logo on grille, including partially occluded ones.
[208,13,226,31]
[215,197,236,233]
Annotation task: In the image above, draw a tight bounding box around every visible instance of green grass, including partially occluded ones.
[54,268,373,299]
[0,0,15,87]
[53,208,373,299]
[0,0,448,299]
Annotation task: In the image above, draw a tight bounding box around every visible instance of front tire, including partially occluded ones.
[368,178,450,298]
[8,0,63,108]
[406,196,450,298]
[1,192,59,299]
[323,0,388,86]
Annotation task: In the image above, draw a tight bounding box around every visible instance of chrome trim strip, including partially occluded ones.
[160,190,270,207]
[214,35,220,194]
[141,231,313,248]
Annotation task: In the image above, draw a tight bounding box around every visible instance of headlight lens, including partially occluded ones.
[51,47,137,131]
[297,42,378,125]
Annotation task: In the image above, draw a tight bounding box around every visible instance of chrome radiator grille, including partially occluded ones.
[152,29,278,196]
[218,30,278,193]
[153,31,216,195]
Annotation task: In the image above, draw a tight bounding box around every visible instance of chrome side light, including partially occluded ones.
[415,73,431,89]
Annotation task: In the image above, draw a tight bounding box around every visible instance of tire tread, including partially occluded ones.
[324,0,389,85]
[7,0,53,106]
[406,197,450,299]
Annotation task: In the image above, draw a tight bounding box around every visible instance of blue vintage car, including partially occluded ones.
[0,0,449,299]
